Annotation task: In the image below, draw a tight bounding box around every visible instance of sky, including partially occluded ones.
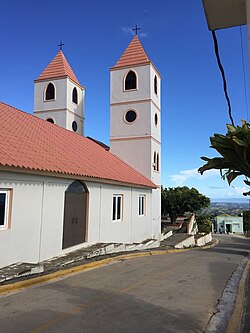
[1,0,250,201]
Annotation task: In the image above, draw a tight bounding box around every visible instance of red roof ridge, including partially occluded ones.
[35,50,81,86]
[112,35,151,69]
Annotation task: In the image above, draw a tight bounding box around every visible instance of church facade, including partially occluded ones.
[0,36,161,268]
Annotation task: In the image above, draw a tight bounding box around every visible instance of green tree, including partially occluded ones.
[198,121,250,196]
[196,215,212,234]
[243,210,250,232]
[161,186,210,224]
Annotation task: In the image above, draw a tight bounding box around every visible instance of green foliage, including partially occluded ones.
[243,210,250,231]
[196,215,212,234]
[161,186,210,224]
[198,120,250,196]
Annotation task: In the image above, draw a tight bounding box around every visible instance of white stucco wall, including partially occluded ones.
[110,64,161,107]
[86,182,154,243]
[150,66,161,108]
[110,61,161,241]
[34,78,68,111]
[0,171,157,268]
[151,187,161,239]
[110,139,152,179]
[111,65,151,103]
[34,78,84,135]
[0,172,71,268]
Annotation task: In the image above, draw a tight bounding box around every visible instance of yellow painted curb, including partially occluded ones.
[0,239,219,296]
[226,258,250,333]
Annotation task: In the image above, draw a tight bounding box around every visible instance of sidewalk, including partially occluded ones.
[241,262,250,333]
[0,234,216,286]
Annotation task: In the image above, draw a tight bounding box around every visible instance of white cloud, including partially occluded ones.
[168,168,249,199]
[169,168,219,186]
[226,186,249,197]
[121,26,133,35]
[120,26,147,38]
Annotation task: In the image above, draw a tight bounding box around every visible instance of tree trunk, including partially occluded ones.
[170,213,178,224]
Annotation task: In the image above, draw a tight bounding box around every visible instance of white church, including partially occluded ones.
[0,35,161,268]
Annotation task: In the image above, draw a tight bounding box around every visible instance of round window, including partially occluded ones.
[72,121,77,132]
[46,118,54,124]
[154,113,158,126]
[125,110,137,123]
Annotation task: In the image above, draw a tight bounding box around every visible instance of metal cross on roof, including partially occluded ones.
[132,25,141,35]
[58,41,64,50]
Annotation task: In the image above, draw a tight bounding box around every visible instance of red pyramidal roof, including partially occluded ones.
[35,50,81,86]
[113,35,150,68]
[0,102,156,189]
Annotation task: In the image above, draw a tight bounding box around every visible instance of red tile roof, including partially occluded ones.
[112,35,150,69]
[35,50,81,86]
[0,102,156,188]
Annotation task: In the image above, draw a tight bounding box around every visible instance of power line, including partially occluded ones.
[239,26,249,122]
[211,30,234,126]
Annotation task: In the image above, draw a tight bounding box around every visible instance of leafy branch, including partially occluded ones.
[198,120,250,196]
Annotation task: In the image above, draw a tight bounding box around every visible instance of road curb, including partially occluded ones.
[0,239,219,296]
[226,257,250,333]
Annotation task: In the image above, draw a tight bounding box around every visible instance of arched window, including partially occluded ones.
[153,152,159,171]
[156,153,160,171]
[45,83,55,100]
[72,87,78,104]
[125,70,137,90]
[46,118,54,124]
[153,152,157,171]
[154,113,158,126]
[154,75,158,95]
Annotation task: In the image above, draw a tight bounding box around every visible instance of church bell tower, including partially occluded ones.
[34,50,85,135]
[110,35,161,238]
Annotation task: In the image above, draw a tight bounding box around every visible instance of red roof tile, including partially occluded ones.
[112,35,150,69]
[0,102,156,188]
[35,50,81,86]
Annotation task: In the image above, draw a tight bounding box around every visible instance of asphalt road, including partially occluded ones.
[0,234,249,333]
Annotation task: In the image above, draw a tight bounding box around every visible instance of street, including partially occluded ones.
[0,235,249,333]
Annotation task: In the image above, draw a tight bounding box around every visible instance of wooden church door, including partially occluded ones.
[62,180,88,249]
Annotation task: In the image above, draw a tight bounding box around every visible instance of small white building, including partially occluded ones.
[214,214,244,234]
[0,36,162,268]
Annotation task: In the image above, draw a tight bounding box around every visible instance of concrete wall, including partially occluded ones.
[0,171,156,268]
[196,233,212,247]
[175,235,195,249]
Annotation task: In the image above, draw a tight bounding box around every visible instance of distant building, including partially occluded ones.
[214,214,244,234]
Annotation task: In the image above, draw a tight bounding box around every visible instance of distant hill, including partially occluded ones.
[201,199,249,216]
[211,198,249,204]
